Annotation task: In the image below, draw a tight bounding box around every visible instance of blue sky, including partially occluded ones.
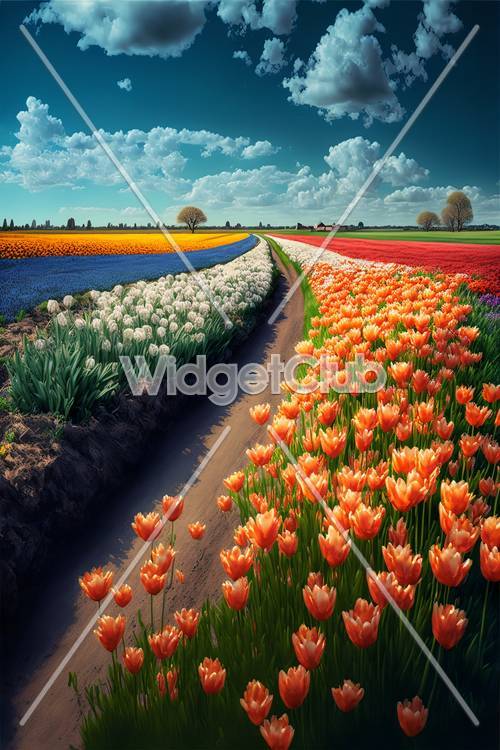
[0,0,498,227]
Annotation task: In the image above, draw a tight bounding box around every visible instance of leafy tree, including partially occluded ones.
[177,206,207,233]
[66,217,76,230]
[444,191,473,231]
[441,205,457,231]
[86,219,92,229]
[417,211,439,231]
[9,219,14,230]
[2,218,7,230]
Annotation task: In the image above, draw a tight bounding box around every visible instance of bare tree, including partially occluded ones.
[176,206,207,233]
[444,191,473,231]
[416,211,439,231]
[441,205,457,231]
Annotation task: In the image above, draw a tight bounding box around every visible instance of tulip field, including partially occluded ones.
[74,237,499,749]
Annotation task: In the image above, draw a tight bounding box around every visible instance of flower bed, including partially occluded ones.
[0,235,257,321]
[6,240,273,421]
[0,231,248,259]
[76,243,499,748]
[269,233,500,294]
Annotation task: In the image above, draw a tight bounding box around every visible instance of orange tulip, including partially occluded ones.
[456,385,474,404]
[140,560,166,595]
[435,417,454,440]
[350,503,385,540]
[148,626,181,660]
[151,543,175,574]
[386,474,427,512]
[223,471,245,493]
[446,517,480,553]
[382,543,422,585]
[79,567,113,603]
[94,614,125,652]
[319,426,347,458]
[331,680,364,712]
[249,402,271,425]
[161,495,184,521]
[459,433,481,457]
[397,696,428,737]
[480,542,500,581]
[278,530,298,557]
[222,577,250,610]
[367,571,415,611]
[482,438,500,465]
[303,583,336,621]
[157,671,166,697]
[391,446,417,474]
[132,512,162,541]
[292,625,325,670]
[113,584,132,608]
[388,518,408,547]
[482,383,500,403]
[428,543,472,586]
[246,443,275,467]
[355,428,373,452]
[187,522,206,540]
[377,403,400,432]
[479,477,496,497]
[260,714,294,750]
[174,608,200,639]
[240,680,273,725]
[278,665,310,709]
[167,668,179,700]
[246,508,280,551]
[122,646,144,674]
[269,416,296,445]
[481,516,500,548]
[220,546,253,580]
[317,400,339,426]
[198,657,226,694]
[217,494,233,512]
[296,471,329,503]
[342,598,380,648]
[366,461,389,490]
[432,603,468,649]
[175,568,185,584]
[318,525,350,567]
[465,402,491,427]
[352,407,378,431]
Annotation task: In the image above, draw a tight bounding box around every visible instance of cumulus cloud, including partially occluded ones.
[0,97,279,191]
[26,0,210,58]
[241,140,279,159]
[117,77,132,92]
[233,49,252,66]
[217,0,298,36]
[255,37,286,76]
[324,136,428,192]
[384,184,481,204]
[283,6,404,126]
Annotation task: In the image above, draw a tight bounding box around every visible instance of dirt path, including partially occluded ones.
[5,249,303,750]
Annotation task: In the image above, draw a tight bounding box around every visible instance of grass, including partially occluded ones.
[274,230,500,245]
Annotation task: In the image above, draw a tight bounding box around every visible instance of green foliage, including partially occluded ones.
[3,430,15,443]
[7,330,119,422]
[0,396,11,412]
[14,308,27,322]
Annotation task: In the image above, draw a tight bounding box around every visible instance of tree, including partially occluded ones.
[2,218,6,230]
[225,220,231,228]
[31,219,36,229]
[86,219,92,229]
[66,217,76,230]
[358,221,364,228]
[417,211,439,231]
[9,219,14,230]
[444,191,473,231]
[177,206,207,233]
[441,205,457,231]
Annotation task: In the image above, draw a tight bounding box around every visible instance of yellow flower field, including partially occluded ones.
[0,231,248,259]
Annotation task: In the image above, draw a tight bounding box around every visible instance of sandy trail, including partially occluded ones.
[4,249,303,750]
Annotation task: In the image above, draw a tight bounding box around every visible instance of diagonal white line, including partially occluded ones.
[268,427,480,727]
[267,24,480,325]
[19,425,231,727]
[19,24,233,330]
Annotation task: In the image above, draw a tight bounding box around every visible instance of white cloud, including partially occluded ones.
[384,184,481,204]
[217,0,298,36]
[421,0,462,35]
[117,77,132,92]
[233,50,252,66]
[0,97,279,191]
[324,136,428,192]
[255,37,286,76]
[283,7,404,126]
[241,140,279,159]
[26,0,210,59]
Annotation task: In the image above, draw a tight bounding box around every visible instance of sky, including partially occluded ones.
[0,0,499,227]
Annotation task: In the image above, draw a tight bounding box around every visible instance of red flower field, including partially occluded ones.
[270,235,500,293]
